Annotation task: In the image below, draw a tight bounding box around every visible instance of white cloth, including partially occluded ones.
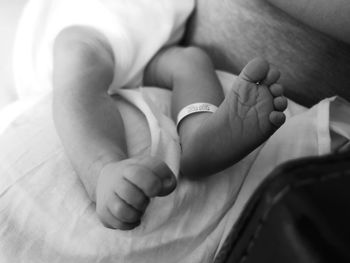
[0,81,246,263]
[13,0,194,98]
[1,71,350,262]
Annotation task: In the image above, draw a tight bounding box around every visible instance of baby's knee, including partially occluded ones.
[54,26,114,68]
[160,46,213,79]
[175,46,212,67]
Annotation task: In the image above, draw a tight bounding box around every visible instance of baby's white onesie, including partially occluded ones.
[14,0,195,97]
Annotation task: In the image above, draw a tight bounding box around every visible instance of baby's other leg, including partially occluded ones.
[145,48,287,177]
[180,58,287,176]
[53,26,127,201]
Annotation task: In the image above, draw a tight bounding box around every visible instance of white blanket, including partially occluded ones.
[1,70,350,262]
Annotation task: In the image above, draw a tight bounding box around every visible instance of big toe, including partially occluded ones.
[239,58,270,83]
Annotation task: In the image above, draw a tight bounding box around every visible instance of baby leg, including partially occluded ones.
[53,26,176,230]
[144,48,287,177]
[53,26,128,200]
[180,58,287,176]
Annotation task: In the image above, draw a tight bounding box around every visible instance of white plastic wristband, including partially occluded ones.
[176,102,218,130]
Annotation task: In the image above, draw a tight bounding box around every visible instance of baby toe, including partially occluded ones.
[262,68,280,86]
[273,96,288,111]
[269,111,286,127]
[239,58,270,83]
[269,83,284,97]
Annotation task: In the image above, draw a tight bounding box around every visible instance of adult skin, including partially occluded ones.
[186,0,350,107]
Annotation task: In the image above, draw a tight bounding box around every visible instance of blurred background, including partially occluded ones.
[0,0,26,110]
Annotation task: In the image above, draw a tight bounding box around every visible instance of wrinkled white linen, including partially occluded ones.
[1,72,350,262]
[0,76,248,262]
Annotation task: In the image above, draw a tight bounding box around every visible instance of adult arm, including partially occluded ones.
[267,0,350,44]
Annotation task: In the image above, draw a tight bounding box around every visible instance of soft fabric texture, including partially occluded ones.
[1,72,350,262]
[0,78,247,263]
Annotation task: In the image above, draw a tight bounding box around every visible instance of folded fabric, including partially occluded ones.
[1,69,350,262]
[0,77,245,262]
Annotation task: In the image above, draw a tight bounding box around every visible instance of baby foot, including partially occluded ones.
[180,58,287,176]
[96,156,176,230]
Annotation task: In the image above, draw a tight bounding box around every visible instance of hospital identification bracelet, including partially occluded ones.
[176,102,218,130]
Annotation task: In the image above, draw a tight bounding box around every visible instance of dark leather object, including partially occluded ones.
[215,151,350,263]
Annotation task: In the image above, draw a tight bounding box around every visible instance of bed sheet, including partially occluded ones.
[1,70,350,262]
[0,72,249,263]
